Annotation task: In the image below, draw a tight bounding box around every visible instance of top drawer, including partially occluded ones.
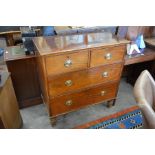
[45,50,89,75]
[90,45,126,67]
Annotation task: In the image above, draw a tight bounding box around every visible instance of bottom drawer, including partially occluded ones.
[50,82,118,116]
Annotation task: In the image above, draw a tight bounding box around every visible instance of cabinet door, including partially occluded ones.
[6,58,42,108]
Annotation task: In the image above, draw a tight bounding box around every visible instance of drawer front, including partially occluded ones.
[50,82,118,116]
[90,45,125,67]
[45,50,89,75]
[48,63,122,97]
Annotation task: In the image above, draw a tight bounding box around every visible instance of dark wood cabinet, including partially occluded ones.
[4,46,42,108]
[124,42,155,85]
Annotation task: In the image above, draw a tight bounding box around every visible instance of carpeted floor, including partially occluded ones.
[20,78,137,129]
[75,106,143,129]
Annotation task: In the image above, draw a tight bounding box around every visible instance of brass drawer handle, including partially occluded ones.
[65,80,73,86]
[105,53,112,60]
[64,59,72,67]
[65,100,73,106]
[102,72,108,77]
[101,91,106,96]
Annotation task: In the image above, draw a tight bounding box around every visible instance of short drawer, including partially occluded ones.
[90,45,125,67]
[48,63,122,97]
[50,82,118,116]
[45,50,89,75]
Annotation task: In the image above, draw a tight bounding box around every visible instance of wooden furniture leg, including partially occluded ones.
[112,99,116,106]
[63,114,67,119]
[6,33,14,46]
[0,118,5,129]
[50,117,57,126]
[107,99,116,108]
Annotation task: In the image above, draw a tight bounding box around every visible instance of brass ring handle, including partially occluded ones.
[105,53,112,60]
[65,100,73,106]
[101,91,106,96]
[102,72,108,77]
[65,80,73,86]
[64,59,72,67]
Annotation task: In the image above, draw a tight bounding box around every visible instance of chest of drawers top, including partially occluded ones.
[33,32,129,55]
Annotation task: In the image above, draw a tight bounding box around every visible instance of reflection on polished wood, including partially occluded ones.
[0,29,40,35]
[0,29,40,46]
[33,32,129,55]
[4,45,35,61]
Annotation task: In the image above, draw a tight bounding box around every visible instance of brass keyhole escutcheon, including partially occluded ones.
[102,72,108,77]
[105,53,112,60]
[65,80,73,86]
[65,100,73,106]
[101,91,106,96]
[64,59,72,67]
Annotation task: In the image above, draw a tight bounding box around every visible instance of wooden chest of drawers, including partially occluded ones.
[33,32,129,126]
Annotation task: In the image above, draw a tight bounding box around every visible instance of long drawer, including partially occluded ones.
[50,82,118,116]
[45,50,89,76]
[48,63,122,97]
[90,45,125,67]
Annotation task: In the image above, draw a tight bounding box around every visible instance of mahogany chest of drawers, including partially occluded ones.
[33,32,129,126]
